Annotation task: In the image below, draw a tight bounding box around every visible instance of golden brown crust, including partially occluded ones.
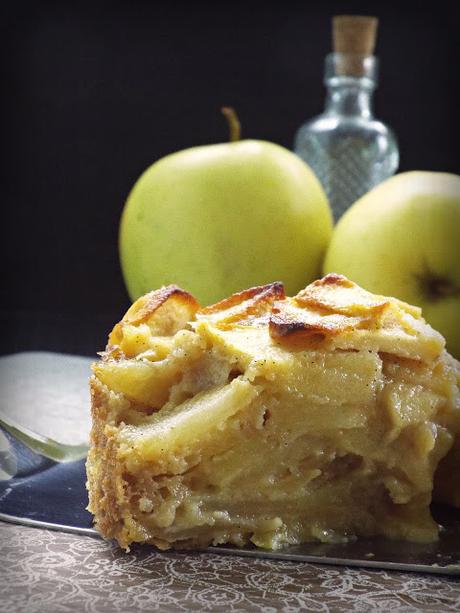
[121,285,199,327]
[86,377,125,543]
[108,285,200,351]
[86,377,150,549]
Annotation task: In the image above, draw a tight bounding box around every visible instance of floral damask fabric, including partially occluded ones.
[0,522,459,612]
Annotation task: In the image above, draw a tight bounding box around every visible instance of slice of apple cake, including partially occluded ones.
[86,274,460,550]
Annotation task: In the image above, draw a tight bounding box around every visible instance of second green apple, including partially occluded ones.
[120,122,332,306]
[324,171,460,358]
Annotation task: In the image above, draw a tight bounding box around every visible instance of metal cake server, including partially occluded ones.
[0,413,87,477]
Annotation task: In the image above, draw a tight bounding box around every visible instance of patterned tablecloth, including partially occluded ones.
[1,522,459,613]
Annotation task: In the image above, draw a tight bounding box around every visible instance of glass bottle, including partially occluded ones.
[294,51,399,221]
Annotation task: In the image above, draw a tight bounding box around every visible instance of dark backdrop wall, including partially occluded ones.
[1,1,458,356]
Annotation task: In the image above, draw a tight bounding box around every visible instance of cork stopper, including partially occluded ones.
[333,15,378,55]
[332,15,378,77]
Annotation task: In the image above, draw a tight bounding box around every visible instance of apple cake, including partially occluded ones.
[86,274,460,550]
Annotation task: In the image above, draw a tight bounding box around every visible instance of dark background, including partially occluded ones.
[1,1,458,357]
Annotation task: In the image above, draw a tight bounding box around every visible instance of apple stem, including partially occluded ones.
[221,107,241,142]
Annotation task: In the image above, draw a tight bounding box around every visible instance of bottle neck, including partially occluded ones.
[325,80,374,118]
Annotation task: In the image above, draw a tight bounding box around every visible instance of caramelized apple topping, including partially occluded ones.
[197,282,285,329]
[104,275,442,361]
[269,299,365,347]
[295,273,390,317]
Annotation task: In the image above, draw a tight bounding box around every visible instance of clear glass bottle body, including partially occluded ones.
[294,54,399,221]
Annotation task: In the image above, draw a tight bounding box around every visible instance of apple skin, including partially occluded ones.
[324,171,460,358]
[120,140,332,306]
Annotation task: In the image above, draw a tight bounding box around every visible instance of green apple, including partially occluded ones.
[324,171,460,357]
[120,109,332,306]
